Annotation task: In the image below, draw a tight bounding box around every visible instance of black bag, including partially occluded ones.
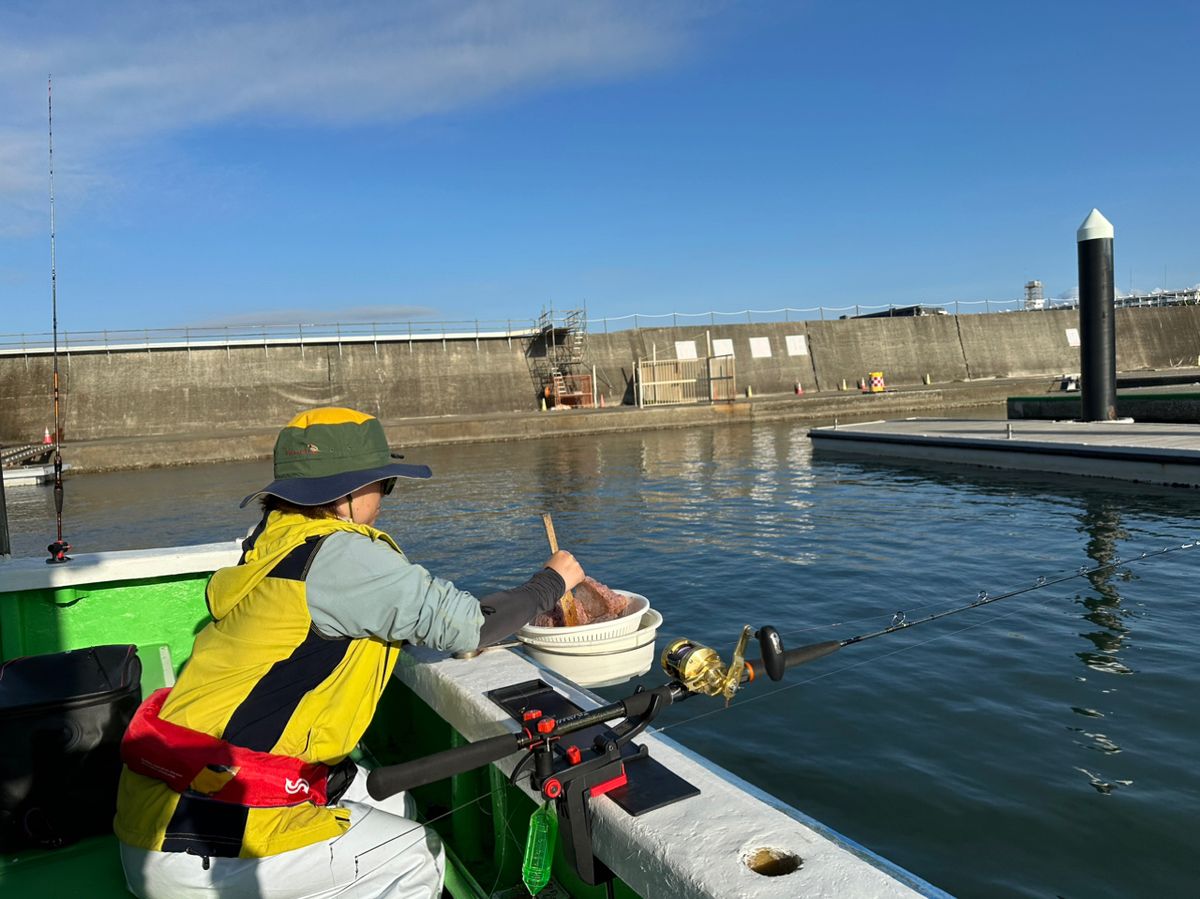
[0,644,142,850]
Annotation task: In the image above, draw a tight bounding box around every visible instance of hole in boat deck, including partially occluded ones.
[744,847,802,876]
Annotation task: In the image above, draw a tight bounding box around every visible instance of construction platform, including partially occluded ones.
[808,418,1200,488]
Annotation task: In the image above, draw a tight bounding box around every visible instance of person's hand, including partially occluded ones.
[544,550,584,591]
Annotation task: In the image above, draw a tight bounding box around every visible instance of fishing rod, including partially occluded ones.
[46,75,70,565]
[367,540,1199,802]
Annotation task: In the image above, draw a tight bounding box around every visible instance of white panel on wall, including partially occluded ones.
[749,337,772,358]
[1065,328,1081,347]
[674,340,698,360]
[785,335,808,356]
[712,338,734,357]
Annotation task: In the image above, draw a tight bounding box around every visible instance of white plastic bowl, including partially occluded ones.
[517,591,649,644]
[517,601,663,688]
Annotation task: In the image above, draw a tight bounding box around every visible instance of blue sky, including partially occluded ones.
[1,0,1197,335]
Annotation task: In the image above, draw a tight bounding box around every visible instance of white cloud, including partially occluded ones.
[0,1,702,229]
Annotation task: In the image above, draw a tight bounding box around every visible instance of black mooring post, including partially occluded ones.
[0,465,11,557]
[1077,208,1117,421]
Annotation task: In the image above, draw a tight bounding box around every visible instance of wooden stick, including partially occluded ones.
[542,512,580,627]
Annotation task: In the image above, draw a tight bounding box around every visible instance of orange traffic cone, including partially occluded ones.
[599,394,606,408]
[43,427,52,444]
[794,382,803,396]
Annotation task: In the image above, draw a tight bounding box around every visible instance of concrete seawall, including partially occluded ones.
[58,378,1046,473]
[3,307,1199,452]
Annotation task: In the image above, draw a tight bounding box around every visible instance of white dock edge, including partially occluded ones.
[809,418,1200,488]
[395,645,948,899]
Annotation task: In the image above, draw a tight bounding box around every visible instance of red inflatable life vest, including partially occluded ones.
[121,688,331,807]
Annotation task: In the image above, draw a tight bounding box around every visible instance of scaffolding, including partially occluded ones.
[1024,280,1045,311]
[526,308,595,407]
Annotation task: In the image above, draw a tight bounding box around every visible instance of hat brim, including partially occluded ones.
[239,461,432,508]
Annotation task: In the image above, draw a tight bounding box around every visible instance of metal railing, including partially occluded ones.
[0,319,541,357]
[589,300,1026,332]
[6,292,1197,355]
[589,292,1200,330]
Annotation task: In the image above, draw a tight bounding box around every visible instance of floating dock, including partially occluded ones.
[809,418,1200,487]
[2,463,64,487]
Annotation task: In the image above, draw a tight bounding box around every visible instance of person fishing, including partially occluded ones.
[113,407,584,899]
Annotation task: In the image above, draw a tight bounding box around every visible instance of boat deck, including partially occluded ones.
[808,417,1200,487]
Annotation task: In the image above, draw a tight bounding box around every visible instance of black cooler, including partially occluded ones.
[0,644,142,850]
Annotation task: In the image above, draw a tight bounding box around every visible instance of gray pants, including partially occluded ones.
[119,767,444,899]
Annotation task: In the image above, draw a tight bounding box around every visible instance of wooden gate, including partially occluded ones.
[636,355,736,407]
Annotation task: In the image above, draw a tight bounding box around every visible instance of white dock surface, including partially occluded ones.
[809,418,1200,487]
[2,463,59,487]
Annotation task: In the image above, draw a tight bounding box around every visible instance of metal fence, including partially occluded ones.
[6,293,1197,355]
[0,319,540,356]
[636,355,736,407]
[588,293,1200,331]
[590,300,1028,332]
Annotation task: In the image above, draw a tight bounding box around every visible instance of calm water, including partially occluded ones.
[5,421,1200,897]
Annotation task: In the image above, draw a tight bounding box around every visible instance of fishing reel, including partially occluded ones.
[661,625,797,703]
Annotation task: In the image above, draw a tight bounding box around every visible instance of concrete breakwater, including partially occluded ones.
[2,306,1199,463]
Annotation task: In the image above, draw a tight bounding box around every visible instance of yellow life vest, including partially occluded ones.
[114,511,405,858]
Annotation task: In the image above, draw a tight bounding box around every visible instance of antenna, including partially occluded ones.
[47,75,70,564]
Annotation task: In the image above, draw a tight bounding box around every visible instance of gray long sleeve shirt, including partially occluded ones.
[305,531,565,651]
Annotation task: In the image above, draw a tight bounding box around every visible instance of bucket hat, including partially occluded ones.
[240,407,431,508]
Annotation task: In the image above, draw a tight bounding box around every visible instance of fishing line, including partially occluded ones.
[768,541,1191,651]
[351,789,494,862]
[489,796,526,897]
[349,765,555,878]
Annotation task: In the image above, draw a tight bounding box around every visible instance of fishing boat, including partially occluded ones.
[0,529,952,898]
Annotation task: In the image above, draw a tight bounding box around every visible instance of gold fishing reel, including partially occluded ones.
[660,625,754,705]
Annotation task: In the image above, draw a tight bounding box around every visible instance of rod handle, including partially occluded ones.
[754,627,841,681]
[366,732,524,799]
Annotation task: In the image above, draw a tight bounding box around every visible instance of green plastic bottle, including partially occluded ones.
[522,800,558,895]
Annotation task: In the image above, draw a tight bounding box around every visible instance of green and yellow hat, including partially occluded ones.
[239,407,431,508]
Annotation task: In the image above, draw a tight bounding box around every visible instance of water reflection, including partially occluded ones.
[1075,495,1134,677]
[806,452,1179,799]
[1069,495,1134,794]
